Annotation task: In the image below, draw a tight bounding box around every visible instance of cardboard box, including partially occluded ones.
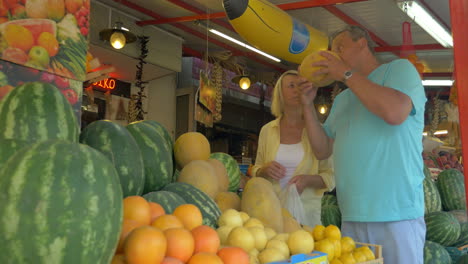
[268,251,328,264]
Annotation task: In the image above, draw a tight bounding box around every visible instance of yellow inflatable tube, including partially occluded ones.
[223,0,329,64]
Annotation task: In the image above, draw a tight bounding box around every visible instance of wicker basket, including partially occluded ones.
[355,242,384,264]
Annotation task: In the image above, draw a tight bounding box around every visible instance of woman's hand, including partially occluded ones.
[258,161,286,180]
[289,174,325,194]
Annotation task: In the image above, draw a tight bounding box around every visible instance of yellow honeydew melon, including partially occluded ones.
[288,229,315,255]
[218,208,243,227]
[244,217,264,229]
[174,132,210,168]
[282,212,302,233]
[241,177,283,232]
[272,233,289,242]
[264,227,277,241]
[299,50,341,87]
[177,160,218,198]
[248,226,268,251]
[217,225,234,245]
[207,158,229,193]
[227,226,255,252]
[215,191,241,212]
[239,211,250,223]
[258,248,286,264]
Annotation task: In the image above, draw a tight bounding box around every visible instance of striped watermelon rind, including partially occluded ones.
[80,120,145,197]
[163,182,221,227]
[0,82,79,143]
[451,222,468,248]
[436,169,466,211]
[127,121,173,193]
[0,140,123,264]
[142,120,175,180]
[321,204,341,228]
[143,191,186,214]
[425,211,461,246]
[424,240,452,264]
[321,194,338,208]
[423,177,442,214]
[210,152,241,192]
[0,138,29,169]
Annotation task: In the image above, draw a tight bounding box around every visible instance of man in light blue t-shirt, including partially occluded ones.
[299,25,427,264]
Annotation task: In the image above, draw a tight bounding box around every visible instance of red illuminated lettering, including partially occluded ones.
[92,78,116,90]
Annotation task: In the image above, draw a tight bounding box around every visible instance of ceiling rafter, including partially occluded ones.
[137,0,368,26]
[115,0,286,72]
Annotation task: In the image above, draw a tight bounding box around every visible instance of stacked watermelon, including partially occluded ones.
[321,193,341,228]
[210,152,241,192]
[127,120,174,194]
[0,82,123,264]
[80,120,145,197]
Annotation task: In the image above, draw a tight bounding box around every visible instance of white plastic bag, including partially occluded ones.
[279,184,307,225]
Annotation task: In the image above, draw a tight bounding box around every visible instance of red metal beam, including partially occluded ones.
[138,0,368,26]
[449,0,468,206]
[183,46,203,58]
[422,72,453,78]
[374,44,448,52]
[116,0,285,72]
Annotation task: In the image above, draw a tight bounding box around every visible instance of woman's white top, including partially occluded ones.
[275,142,304,189]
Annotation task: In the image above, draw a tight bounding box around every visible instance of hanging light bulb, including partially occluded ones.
[318,105,328,115]
[239,76,251,90]
[110,31,126,49]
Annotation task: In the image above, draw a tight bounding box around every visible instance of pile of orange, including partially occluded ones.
[112,195,249,264]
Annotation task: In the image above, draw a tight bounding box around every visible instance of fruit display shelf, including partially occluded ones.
[355,242,383,264]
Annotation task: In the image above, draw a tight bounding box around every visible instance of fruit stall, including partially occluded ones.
[1,0,468,264]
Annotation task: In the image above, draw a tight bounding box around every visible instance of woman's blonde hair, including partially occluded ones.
[270,70,299,118]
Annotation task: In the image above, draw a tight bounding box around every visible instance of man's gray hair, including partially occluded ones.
[331,25,376,54]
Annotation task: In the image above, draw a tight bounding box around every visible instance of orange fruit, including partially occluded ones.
[191,225,220,254]
[116,219,144,253]
[37,32,59,57]
[188,252,223,264]
[148,202,165,222]
[173,204,203,230]
[123,196,151,225]
[161,256,184,264]
[324,225,342,240]
[111,254,126,264]
[164,228,195,262]
[152,214,184,231]
[315,238,335,261]
[312,225,326,241]
[124,226,167,264]
[217,247,249,264]
[4,24,34,52]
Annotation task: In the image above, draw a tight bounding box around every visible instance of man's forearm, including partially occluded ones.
[303,105,332,160]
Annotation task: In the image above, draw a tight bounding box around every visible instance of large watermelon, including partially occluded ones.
[451,222,468,248]
[321,194,338,208]
[321,204,341,228]
[436,169,466,211]
[424,240,452,264]
[143,191,186,213]
[425,211,461,246]
[0,82,79,143]
[423,177,442,214]
[0,140,123,264]
[449,210,468,225]
[0,138,28,168]
[127,121,173,193]
[163,182,221,227]
[210,152,241,192]
[143,120,175,180]
[80,120,145,197]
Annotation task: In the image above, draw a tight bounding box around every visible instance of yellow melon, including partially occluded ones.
[298,50,341,87]
[215,191,241,212]
[207,159,229,193]
[174,132,210,168]
[281,209,301,233]
[241,177,283,233]
[177,160,218,198]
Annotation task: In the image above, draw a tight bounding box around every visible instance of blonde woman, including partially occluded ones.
[251,70,334,227]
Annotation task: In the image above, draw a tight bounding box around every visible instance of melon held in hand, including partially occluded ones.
[298,50,341,87]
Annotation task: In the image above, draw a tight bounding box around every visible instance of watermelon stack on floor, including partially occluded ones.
[424,240,453,264]
[143,190,186,213]
[127,120,173,193]
[80,120,145,197]
[210,152,241,192]
[0,140,123,264]
[0,138,28,168]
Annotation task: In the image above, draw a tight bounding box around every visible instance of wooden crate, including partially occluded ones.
[355,242,384,264]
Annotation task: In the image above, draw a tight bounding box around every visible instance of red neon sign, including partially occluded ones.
[92,78,116,90]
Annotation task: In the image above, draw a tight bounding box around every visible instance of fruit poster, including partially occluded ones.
[199,71,216,113]
[0,59,83,121]
[0,0,90,81]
